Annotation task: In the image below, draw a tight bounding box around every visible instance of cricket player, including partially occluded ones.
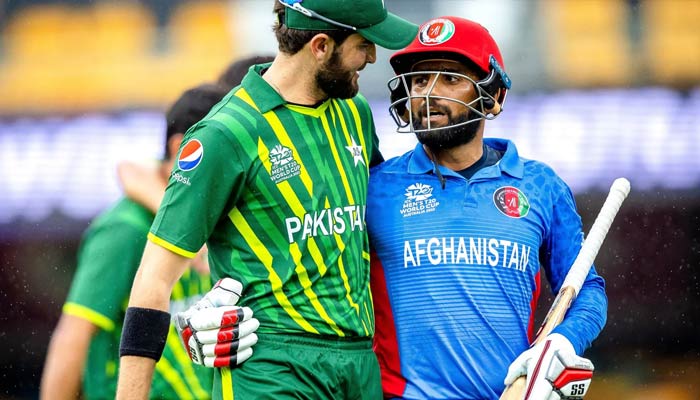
[368,16,607,399]
[40,83,231,400]
[116,1,418,399]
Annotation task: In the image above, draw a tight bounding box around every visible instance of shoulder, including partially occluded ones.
[340,93,372,115]
[370,152,412,177]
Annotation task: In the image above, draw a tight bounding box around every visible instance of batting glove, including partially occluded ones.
[175,278,259,368]
[504,333,594,400]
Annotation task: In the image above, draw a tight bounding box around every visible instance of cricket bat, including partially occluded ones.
[500,177,631,400]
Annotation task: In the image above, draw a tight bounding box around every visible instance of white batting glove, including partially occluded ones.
[504,333,594,400]
[175,278,259,368]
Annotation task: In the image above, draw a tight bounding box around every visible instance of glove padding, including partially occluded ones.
[175,278,259,368]
[504,333,594,400]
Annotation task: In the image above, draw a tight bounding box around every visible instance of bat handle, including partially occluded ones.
[500,376,527,399]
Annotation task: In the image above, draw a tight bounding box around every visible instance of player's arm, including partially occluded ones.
[544,184,608,354]
[503,180,608,399]
[116,241,191,400]
[117,161,166,213]
[40,314,98,400]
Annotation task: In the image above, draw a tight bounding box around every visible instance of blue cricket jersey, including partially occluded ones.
[368,138,607,400]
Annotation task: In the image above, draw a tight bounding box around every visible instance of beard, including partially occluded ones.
[315,50,359,99]
[413,104,480,151]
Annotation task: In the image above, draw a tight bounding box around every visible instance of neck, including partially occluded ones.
[263,53,327,105]
[425,132,485,171]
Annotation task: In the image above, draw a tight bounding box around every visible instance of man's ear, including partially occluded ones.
[485,88,502,116]
[308,33,334,63]
[168,133,184,160]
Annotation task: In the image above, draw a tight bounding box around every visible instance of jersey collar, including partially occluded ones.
[240,63,286,113]
[406,138,524,179]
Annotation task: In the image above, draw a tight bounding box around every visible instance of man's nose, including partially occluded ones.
[366,44,377,64]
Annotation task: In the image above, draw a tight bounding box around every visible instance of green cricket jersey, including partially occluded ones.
[63,198,212,399]
[150,63,381,339]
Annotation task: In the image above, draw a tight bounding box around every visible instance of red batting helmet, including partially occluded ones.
[387,16,512,131]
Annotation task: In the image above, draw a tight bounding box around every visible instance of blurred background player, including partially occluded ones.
[368,16,607,399]
[115,1,417,399]
[39,83,230,400]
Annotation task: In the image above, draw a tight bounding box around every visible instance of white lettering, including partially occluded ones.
[414,239,426,266]
[302,214,314,240]
[469,237,481,264]
[312,209,329,237]
[427,238,441,265]
[333,208,346,234]
[404,241,416,268]
[488,239,499,267]
[400,236,532,273]
[442,237,455,264]
[500,240,512,268]
[285,205,366,243]
[285,217,301,243]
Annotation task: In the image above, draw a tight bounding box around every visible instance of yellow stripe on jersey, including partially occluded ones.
[285,101,330,117]
[255,139,328,276]
[62,303,115,332]
[344,98,370,165]
[155,356,194,399]
[221,368,233,400]
[228,208,319,334]
[320,110,355,204]
[289,242,344,337]
[166,325,209,399]
[331,99,369,170]
[324,198,362,319]
[235,88,314,195]
[148,233,197,258]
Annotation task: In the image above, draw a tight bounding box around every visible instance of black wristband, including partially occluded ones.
[119,307,171,361]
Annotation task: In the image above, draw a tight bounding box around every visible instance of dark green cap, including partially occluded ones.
[280,0,418,50]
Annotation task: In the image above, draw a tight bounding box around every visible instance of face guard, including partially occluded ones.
[388,56,508,134]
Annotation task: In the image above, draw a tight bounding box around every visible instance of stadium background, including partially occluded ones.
[0,0,698,398]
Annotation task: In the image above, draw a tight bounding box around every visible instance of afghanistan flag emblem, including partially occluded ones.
[493,186,530,218]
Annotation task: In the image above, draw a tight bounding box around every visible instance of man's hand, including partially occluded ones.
[504,333,594,399]
[175,278,260,367]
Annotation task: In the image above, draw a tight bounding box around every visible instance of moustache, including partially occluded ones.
[416,103,452,120]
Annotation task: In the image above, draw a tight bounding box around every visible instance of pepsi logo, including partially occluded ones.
[178,139,203,171]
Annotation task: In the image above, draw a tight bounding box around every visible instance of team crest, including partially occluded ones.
[401,183,440,217]
[419,18,455,46]
[493,186,530,218]
[178,139,203,171]
[345,137,366,167]
[269,144,301,184]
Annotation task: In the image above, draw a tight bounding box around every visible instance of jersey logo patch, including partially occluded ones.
[345,138,366,167]
[178,139,203,171]
[419,18,455,46]
[401,183,440,217]
[493,186,530,218]
[269,144,301,184]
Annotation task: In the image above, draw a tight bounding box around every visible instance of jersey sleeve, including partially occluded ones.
[541,179,608,355]
[149,121,246,257]
[64,222,147,331]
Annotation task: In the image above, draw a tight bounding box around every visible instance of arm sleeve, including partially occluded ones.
[150,121,246,256]
[541,180,608,355]
[64,222,147,330]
